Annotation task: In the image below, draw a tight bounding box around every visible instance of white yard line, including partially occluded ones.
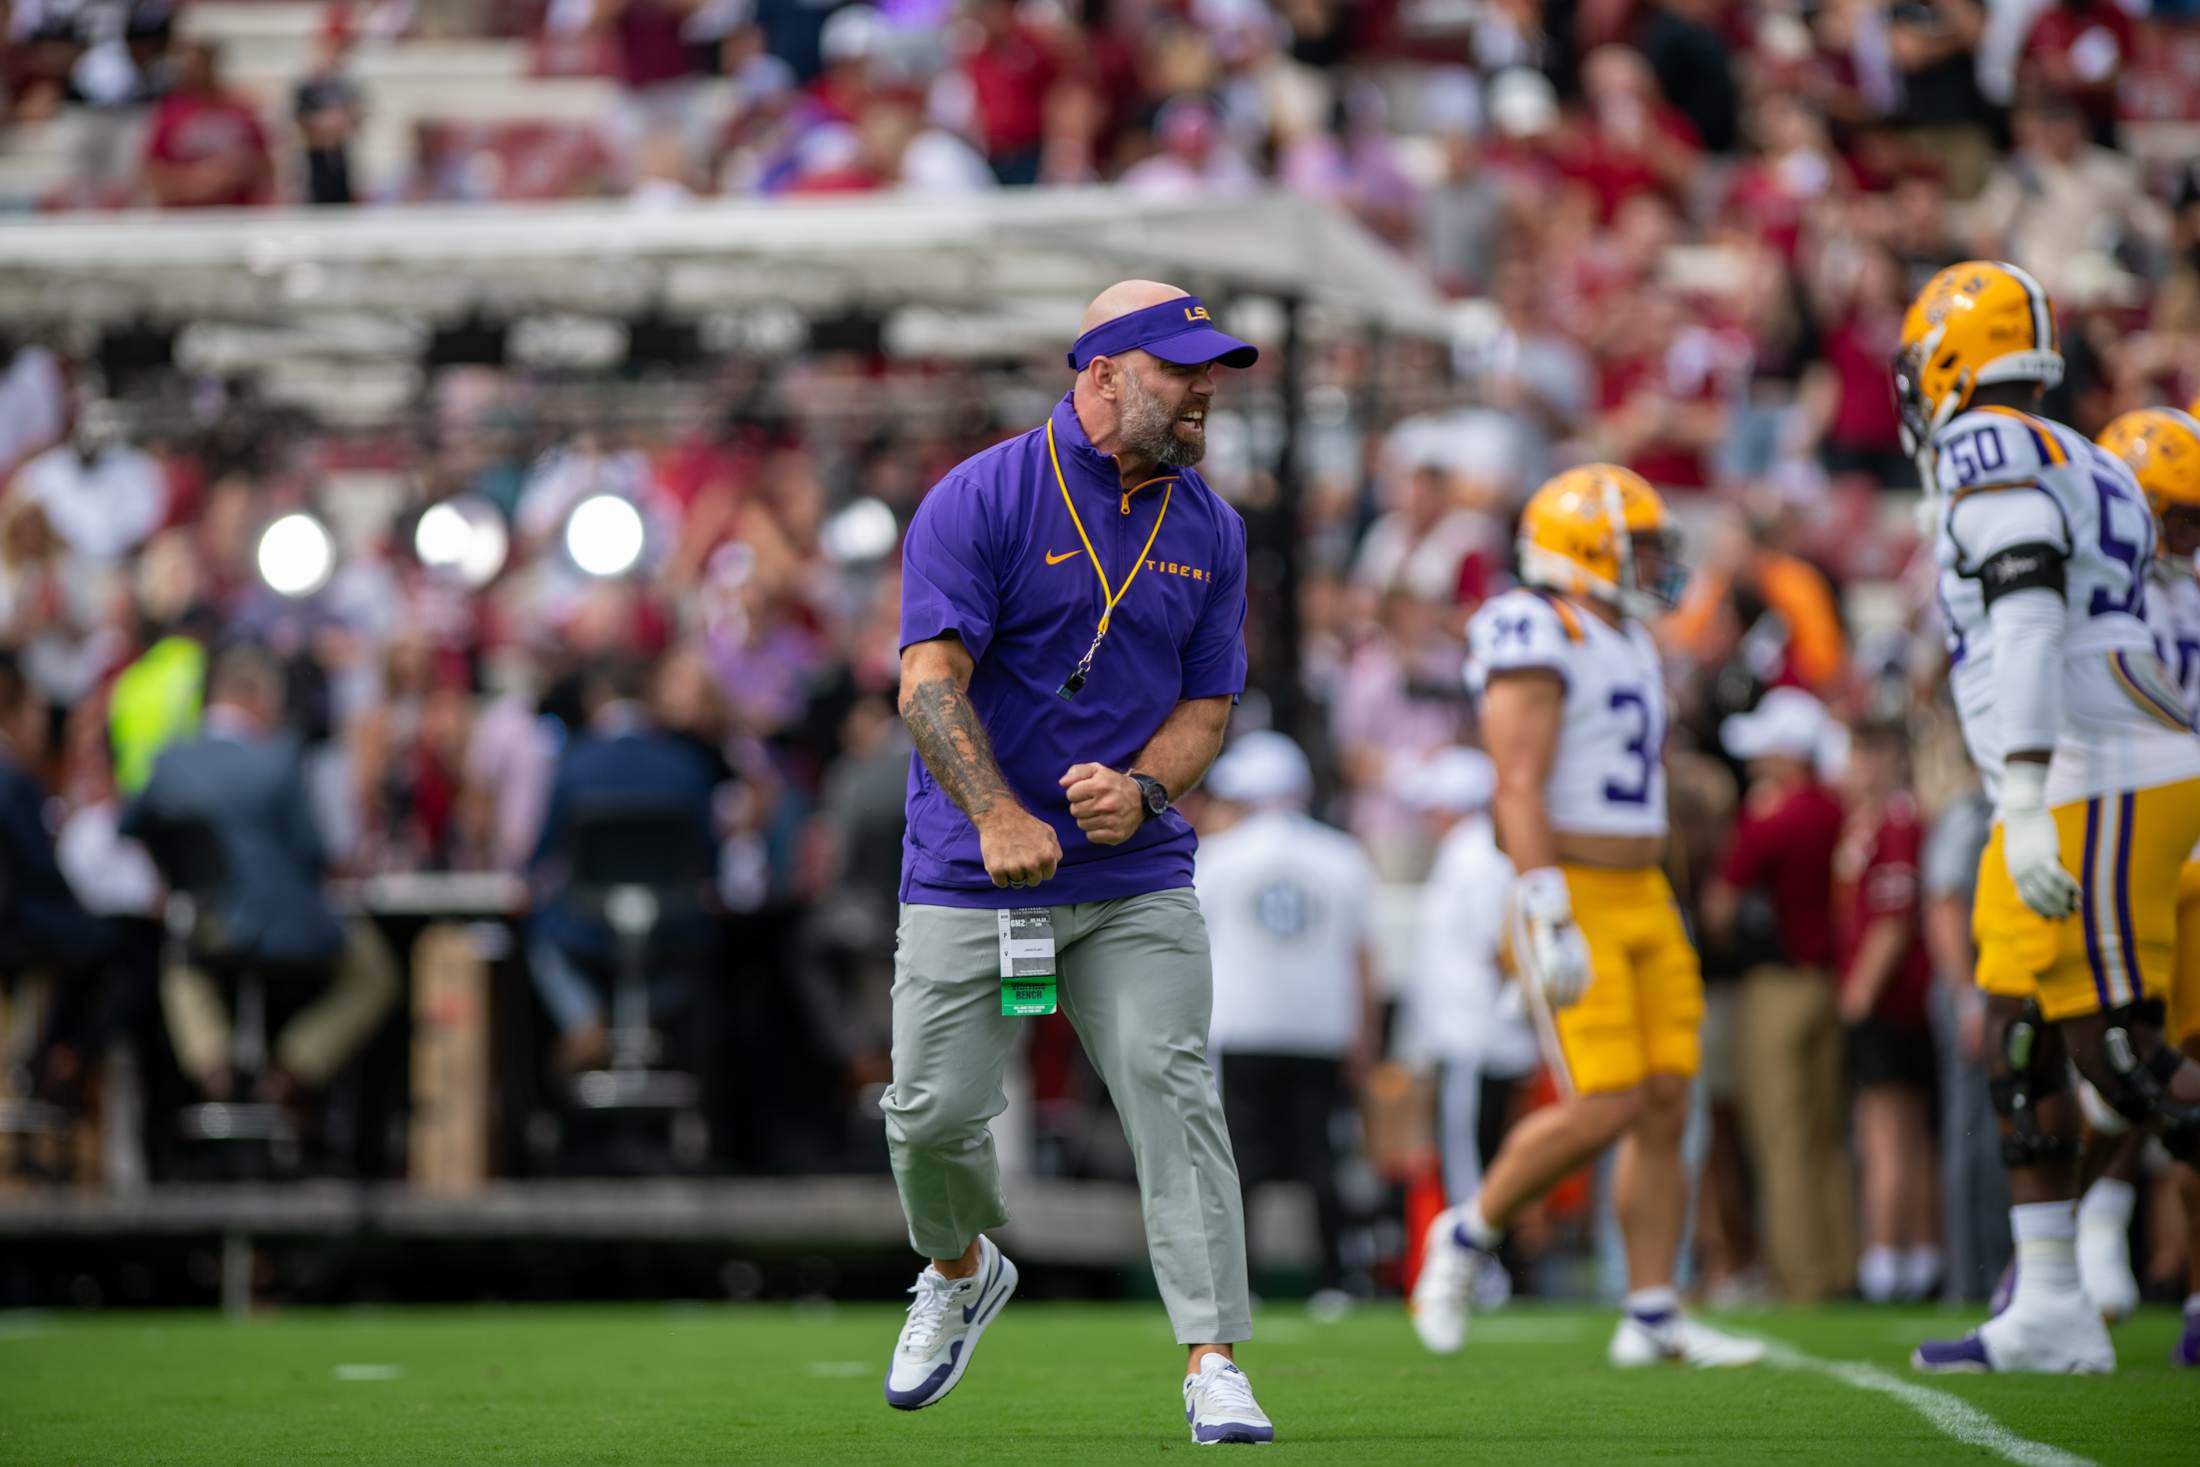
[1758,1338,2100,1467]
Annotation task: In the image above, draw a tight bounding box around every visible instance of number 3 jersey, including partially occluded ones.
[1466,588,1668,839]
[1930,405,2200,806]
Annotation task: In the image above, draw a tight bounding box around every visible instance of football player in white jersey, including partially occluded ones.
[2098,406,2200,1366]
[1897,264,2200,1375]
[1411,466,1763,1369]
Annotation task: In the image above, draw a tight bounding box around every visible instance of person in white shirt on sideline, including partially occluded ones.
[1195,730,1381,1309]
[1395,747,1539,1220]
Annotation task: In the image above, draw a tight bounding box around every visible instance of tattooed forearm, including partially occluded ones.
[901,677,1017,822]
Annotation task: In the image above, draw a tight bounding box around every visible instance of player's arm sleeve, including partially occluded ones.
[1952,490,2069,755]
[1466,594,1573,692]
[1178,510,1249,700]
[898,474,1002,663]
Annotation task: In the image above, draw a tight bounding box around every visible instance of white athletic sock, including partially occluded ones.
[2078,1177,2136,1229]
[1858,1245,1899,1303]
[1453,1199,1502,1253]
[1624,1286,1678,1322]
[2184,1292,2200,1318]
[2008,1201,2081,1307]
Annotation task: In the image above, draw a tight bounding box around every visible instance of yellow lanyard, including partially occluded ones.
[1046,417,1175,697]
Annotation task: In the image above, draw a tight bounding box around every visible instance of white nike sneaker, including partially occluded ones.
[1409,1205,1490,1355]
[1973,1286,2116,1374]
[883,1235,1018,1410]
[1183,1353,1274,1445]
[1608,1311,1767,1368]
[2076,1212,2139,1326]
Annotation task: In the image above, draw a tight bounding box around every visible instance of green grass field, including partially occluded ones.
[1,1300,2193,1464]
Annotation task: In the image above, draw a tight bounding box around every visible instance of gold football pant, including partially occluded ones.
[1974,777,2200,1022]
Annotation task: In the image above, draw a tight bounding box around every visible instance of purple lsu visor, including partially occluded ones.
[1065,297,1259,372]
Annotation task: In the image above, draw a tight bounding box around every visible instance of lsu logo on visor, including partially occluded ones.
[1184,306,1211,321]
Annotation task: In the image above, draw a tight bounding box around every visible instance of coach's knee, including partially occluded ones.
[881,1080,994,1155]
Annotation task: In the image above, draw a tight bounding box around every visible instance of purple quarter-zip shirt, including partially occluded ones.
[897,392,1249,907]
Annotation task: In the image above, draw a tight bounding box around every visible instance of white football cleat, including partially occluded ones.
[883,1235,1018,1410]
[1608,1310,1767,1369]
[1183,1353,1274,1445]
[1409,1205,1490,1355]
[1915,1286,2116,1374]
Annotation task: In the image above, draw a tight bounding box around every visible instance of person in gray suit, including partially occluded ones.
[125,644,398,1104]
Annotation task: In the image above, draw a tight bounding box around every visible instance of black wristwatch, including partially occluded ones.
[1129,771,1170,823]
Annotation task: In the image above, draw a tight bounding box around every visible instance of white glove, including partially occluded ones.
[1513,866,1593,1010]
[2001,760,2079,921]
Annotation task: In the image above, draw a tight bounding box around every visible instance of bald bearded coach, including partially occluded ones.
[879,281,1272,1445]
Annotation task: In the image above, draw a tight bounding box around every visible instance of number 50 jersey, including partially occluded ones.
[1931,405,2200,804]
[1466,587,1668,839]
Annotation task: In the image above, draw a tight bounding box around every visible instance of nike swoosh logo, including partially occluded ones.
[963,1253,1002,1322]
[1045,549,1083,564]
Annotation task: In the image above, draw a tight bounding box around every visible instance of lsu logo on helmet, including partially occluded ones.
[1515,464,1686,621]
[1894,261,2064,454]
[2098,407,2200,521]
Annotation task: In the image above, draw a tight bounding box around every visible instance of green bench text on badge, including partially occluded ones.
[1001,977,1057,1017]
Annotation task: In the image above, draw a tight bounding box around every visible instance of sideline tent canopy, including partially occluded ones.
[0,189,1443,336]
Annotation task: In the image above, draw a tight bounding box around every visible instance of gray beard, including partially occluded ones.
[1118,370,1204,468]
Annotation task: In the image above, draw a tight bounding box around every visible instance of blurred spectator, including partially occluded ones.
[1703,688,1855,1302]
[598,0,712,166]
[139,41,273,208]
[1197,730,1380,1304]
[1396,746,1533,1208]
[12,399,165,566]
[0,650,140,1104]
[1888,170,1967,296]
[1794,241,1914,487]
[789,691,905,1093]
[1636,0,1737,155]
[2018,0,2132,149]
[962,0,1057,185]
[351,632,475,872]
[1969,89,2167,305]
[1921,781,2010,1301]
[1886,0,1991,199]
[1832,720,1940,1303]
[1332,588,1471,880]
[125,644,399,1104]
[294,14,363,206]
[1663,511,1848,704]
[1558,45,1702,223]
[1120,92,1258,201]
[526,654,720,1076]
[1351,458,1503,610]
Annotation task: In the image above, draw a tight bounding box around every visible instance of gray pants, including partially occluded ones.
[883,889,1251,1345]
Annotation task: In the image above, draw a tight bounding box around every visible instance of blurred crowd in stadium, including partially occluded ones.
[5,0,2200,1311]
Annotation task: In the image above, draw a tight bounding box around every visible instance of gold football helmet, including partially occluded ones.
[1516,464,1685,620]
[2104,406,2200,570]
[2098,408,2200,520]
[1894,261,2063,453]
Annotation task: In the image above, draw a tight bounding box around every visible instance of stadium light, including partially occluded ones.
[257,512,336,598]
[415,495,509,588]
[566,493,646,578]
[819,497,899,565]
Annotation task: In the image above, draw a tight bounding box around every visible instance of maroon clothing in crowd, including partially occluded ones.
[1717,776,1844,967]
[143,91,272,207]
[964,21,1056,160]
[1833,791,1933,1029]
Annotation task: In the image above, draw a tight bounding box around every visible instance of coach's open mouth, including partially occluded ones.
[1177,409,1205,436]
